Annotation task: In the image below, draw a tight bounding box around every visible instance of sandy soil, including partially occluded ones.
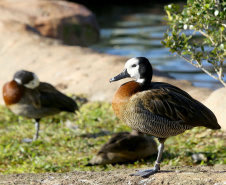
[0,165,226,185]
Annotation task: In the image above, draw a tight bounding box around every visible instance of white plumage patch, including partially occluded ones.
[24,73,40,89]
[14,78,22,85]
[125,57,144,83]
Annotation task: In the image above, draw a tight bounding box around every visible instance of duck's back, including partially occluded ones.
[87,131,157,165]
[37,82,78,113]
[112,81,220,139]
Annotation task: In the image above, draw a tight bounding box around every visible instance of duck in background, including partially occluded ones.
[86,130,157,166]
[3,70,79,142]
[110,57,221,178]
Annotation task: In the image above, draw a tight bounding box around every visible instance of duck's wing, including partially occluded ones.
[97,132,129,154]
[22,88,41,108]
[139,85,194,122]
[134,82,219,129]
[36,82,79,112]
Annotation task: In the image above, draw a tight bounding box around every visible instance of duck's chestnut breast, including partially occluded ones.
[112,81,142,119]
[3,80,24,106]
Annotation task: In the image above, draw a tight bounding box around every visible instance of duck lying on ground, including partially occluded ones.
[86,130,157,166]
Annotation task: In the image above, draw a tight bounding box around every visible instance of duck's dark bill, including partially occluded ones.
[109,69,130,82]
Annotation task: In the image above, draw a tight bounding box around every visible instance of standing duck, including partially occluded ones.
[86,130,157,166]
[109,57,221,178]
[3,70,79,142]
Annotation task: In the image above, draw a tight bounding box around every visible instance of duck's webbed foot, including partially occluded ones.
[130,162,160,178]
[130,140,165,178]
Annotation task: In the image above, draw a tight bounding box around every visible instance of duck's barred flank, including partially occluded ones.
[122,108,194,138]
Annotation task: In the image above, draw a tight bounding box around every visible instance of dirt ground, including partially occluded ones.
[0,165,225,185]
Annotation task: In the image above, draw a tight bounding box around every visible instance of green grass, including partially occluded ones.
[0,98,225,174]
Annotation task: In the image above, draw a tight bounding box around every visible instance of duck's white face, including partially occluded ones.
[24,73,40,89]
[125,58,144,83]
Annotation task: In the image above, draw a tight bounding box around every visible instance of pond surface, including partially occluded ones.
[89,4,223,90]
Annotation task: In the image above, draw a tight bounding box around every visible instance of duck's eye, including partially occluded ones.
[132,64,137,68]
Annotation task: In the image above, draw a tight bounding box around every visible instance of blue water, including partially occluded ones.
[90,9,223,90]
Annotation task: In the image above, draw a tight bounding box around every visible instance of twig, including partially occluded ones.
[199,30,216,46]
[177,52,226,87]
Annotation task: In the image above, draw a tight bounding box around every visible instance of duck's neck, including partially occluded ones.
[138,78,152,90]
[137,69,152,90]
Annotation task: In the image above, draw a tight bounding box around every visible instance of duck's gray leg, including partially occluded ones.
[22,119,40,143]
[33,119,40,141]
[130,138,166,178]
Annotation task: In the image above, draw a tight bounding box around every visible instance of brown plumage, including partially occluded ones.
[3,80,24,106]
[110,57,221,178]
[3,70,79,142]
[86,130,157,166]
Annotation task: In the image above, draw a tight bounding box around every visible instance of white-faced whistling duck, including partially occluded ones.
[3,70,79,142]
[109,57,221,178]
[86,130,157,166]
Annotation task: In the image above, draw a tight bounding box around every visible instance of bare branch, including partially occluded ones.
[176,52,226,87]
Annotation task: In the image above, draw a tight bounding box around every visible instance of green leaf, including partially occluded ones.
[181,51,192,55]
[161,41,166,46]
[201,45,204,52]
[220,26,225,32]
[166,10,172,21]
[204,4,210,9]
[181,33,186,40]
[187,0,194,4]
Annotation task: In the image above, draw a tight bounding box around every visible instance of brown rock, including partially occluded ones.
[204,87,226,131]
[0,0,99,46]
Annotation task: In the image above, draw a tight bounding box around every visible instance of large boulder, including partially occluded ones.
[0,0,99,46]
[204,87,226,131]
